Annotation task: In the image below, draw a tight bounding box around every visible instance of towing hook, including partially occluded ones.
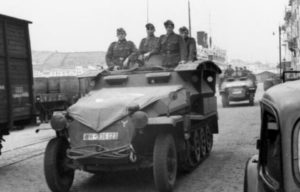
[129,151,137,163]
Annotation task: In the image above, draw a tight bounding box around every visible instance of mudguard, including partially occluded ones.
[244,155,259,192]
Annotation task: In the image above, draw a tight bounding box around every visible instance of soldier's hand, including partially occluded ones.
[144,52,151,60]
[179,60,186,65]
[123,58,129,68]
[113,66,120,70]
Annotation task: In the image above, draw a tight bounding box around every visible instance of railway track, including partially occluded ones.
[0,136,54,169]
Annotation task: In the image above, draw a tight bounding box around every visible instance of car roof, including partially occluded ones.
[261,80,300,130]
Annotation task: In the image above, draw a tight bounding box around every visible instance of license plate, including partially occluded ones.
[83,132,118,140]
[232,90,242,94]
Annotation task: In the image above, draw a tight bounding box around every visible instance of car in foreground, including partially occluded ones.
[243,79,300,192]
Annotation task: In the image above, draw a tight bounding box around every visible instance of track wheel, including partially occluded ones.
[199,127,207,157]
[222,94,229,108]
[205,125,213,153]
[44,137,74,192]
[249,92,254,106]
[153,133,177,192]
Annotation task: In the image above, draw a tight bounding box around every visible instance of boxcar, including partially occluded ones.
[0,14,35,154]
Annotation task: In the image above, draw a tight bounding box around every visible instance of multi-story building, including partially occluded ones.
[283,0,299,70]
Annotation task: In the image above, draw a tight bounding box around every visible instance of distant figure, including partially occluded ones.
[224,65,234,76]
[105,28,138,70]
[235,66,239,71]
[145,20,187,68]
[243,66,250,76]
[179,26,197,62]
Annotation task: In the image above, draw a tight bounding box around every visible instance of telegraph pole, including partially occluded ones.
[188,0,191,36]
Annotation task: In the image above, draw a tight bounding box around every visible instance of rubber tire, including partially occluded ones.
[44,137,74,192]
[205,126,213,153]
[222,94,229,108]
[249,92,254,106]
[153,133,177,192]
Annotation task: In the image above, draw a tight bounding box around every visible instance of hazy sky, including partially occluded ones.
[1,0,288,63]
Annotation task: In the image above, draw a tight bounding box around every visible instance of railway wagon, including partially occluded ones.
[34,76,80,122]
[0,14,35,154]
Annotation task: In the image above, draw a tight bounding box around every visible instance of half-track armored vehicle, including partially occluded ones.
[219,71,257,107]
[44,59,221,192]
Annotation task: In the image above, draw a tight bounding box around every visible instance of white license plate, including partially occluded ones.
[233,90,242,94]
[83,132,118,140]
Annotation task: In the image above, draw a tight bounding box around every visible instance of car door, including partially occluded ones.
[257,105,284,192]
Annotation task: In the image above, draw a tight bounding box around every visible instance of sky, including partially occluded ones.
[0,0,288,63]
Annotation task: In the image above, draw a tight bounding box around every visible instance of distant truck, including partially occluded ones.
[219,71,257,107]
[0,14,35,154]
[44,60,221,192]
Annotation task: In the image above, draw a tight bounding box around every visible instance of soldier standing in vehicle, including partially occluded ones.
[139,23,159,56]
[144,20,187,68]
[105,28,138,70]
[224,65,234,76]
[179,26,197,62]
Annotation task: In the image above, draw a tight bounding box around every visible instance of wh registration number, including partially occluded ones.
[232,90,242,94]
[83,132,118,140]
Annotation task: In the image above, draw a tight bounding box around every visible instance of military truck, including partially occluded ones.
[219,71,257,107]
[44,60,221,192]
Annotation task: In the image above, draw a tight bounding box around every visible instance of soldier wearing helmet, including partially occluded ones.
[144,20,187,68]
[179,26,197,62]
[105,28,138,70]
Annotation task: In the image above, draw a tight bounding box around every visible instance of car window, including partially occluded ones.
[294,121,300,184]
[260,110,282,187]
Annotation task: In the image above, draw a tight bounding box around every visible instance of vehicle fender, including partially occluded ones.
[147,116,183,127]
[244,155,259,192]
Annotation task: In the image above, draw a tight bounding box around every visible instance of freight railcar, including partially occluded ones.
[0,14,35,154]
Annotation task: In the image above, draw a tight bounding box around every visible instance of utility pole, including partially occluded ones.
[279,26,282,76]
[188,0,191,36]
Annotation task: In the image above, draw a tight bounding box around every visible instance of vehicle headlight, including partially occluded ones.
[50,114,67,131]
[131,111,148,129]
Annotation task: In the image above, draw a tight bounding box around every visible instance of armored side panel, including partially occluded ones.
[0,14,34,133]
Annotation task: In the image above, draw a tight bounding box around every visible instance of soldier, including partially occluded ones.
[144,20,187,68]
[105,28,138,70]
[243,66,250,76]
[139,23,159,55]
[179,26,197,62]
[224,65,234,76]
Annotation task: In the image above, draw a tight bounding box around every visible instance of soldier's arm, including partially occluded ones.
[105,43,116,68]
[138,39,145,54]
[149,36,162,55]
[188,38,197,61]
[179,36,188,62]
[128,41,138,61]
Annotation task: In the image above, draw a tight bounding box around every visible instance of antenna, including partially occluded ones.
[188,0,192,36]
[147,0,149,23]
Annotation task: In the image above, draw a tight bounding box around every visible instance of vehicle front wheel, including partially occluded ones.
[44,137,74,192]
[222,94,229,108]
[153,133,177,192]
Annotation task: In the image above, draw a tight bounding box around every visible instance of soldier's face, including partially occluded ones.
[117,33,126,40]
[166,25,174,34]
[181,31,189,38]
[147,27,155,36]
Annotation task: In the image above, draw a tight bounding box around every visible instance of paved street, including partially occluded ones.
[0,84,264,192]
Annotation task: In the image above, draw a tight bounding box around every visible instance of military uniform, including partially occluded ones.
[150,32,187,67]
[105,40,138,69]
[139,36,159,54]
[184,37,197,61]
